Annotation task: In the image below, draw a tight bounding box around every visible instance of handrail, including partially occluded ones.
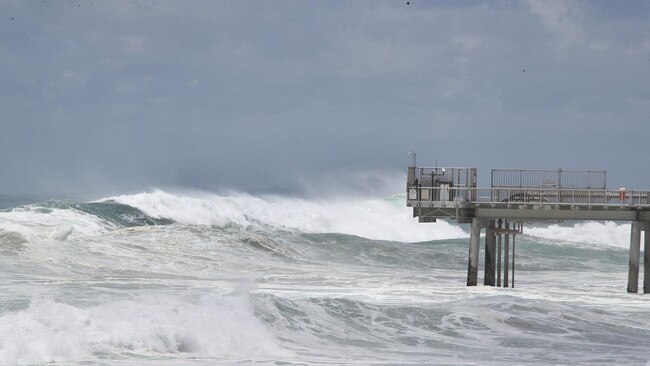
[406,186,650,206]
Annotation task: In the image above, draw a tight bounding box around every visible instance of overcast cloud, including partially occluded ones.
[1,0,649,197]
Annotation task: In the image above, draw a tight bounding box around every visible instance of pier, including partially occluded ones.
[406,153,650,292]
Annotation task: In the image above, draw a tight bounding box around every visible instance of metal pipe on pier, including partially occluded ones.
[504,221,510,288]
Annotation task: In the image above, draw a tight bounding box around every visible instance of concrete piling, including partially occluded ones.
[467,219,520,288]
[645,229,650,294]
[484,220,496,286]
[510,235,517,288]
[628,221,642,293]
[467,218,481,286]
[497,219,502,287]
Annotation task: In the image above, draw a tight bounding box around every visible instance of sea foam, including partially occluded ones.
[0,294,288,365]
[0,206,111,243]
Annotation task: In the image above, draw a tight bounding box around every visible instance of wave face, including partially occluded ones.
[0,190,648,365]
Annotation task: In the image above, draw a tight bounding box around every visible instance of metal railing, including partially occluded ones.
[406,187,650,206]
[407,166,477,189]
[491,169,606,190]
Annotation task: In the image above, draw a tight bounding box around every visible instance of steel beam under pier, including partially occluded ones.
[467,218,481,286]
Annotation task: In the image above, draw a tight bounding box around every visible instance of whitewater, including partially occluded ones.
[1,189,650,365]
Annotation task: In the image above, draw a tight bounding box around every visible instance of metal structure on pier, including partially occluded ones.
[406,152,650,293]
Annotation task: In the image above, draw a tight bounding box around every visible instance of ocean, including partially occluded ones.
[0,189,649,365]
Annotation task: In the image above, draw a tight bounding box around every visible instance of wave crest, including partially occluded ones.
[103,189,467,242]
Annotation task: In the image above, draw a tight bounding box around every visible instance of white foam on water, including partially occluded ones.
[0,294,289,365]
[104,189,467,243]
[524,221,632,248]
[0,207,111,243]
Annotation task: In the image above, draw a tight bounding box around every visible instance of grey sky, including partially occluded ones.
[1,0,649,197]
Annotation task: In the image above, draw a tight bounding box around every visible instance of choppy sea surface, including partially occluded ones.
[0,189,649,365]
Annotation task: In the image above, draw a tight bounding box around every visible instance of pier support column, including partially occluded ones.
[484,220,496,286]
[645,225,650,293]
[504,221,510,288]
[467,218,481,286]
[497,219,502,287]
[628,221,642,293]
[511,233,516,288]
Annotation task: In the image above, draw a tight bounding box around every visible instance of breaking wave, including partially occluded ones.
[523,221,633,249]
[0,200,170,243]
[0,293,288,365]
[0,189,636,248]
[101,189,467,242]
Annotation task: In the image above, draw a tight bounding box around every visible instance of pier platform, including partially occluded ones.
[406,155,650,293]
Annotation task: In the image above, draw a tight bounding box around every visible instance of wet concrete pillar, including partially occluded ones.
[504,221,510,288]
[497,219,503,287]
[510,235,517,288]
[645,226,650,293]
[467,218,481,286]
[484,220,496,286]
[628,221,642,293]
